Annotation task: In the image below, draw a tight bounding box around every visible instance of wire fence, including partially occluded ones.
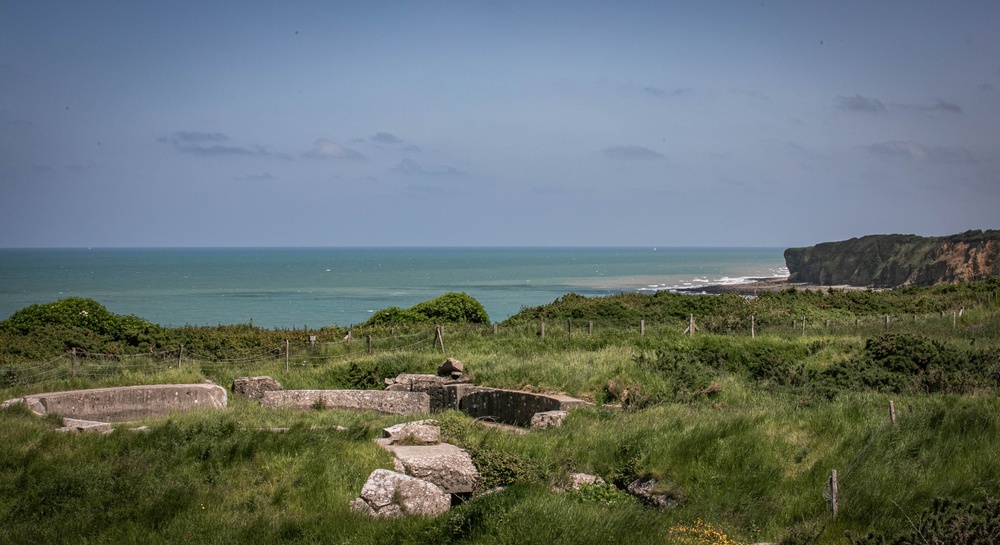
[2,307,997,393]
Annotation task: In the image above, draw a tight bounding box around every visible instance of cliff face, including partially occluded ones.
[784,230,1000,287]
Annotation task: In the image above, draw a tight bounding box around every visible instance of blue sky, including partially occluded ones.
[2,1,998,248]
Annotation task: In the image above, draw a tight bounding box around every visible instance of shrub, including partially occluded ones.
[0,297,158,343]
[362,292,490,326]
[466,445,543,490]
[848,496,1000,544]
[566,482,638,506]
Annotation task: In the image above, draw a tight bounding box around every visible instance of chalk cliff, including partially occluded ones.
[784,230,1000,287]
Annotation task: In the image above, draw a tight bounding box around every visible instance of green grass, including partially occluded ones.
[2,282,1000,544]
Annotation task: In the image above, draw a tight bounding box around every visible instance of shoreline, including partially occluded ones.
[669,277,871,295]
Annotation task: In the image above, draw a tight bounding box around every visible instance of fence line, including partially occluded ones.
[3,306,997,391]
[811,401,896,543]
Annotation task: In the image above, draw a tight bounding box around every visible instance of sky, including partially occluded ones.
[1,1,999,248]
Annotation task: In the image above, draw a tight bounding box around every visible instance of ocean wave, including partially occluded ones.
[635,268,790,294]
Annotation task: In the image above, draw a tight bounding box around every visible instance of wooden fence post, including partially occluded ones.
[367,335,373,355]
[540,322,545,340]
[802,317,806,336]
[828,469,839,516]
[71,347,77,377]
[285,339,289,372]
[889,400,896,424]
[493,322,498,336]
[640,319,645,336]
[178,344,183,369]
[751,315,755,339]
[884,314,890,330]
[684,314,697,336]
[568,319,572,340]
[435,327,445,354]
[589,321,593,337]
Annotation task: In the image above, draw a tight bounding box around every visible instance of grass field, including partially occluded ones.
[2,281,999,544]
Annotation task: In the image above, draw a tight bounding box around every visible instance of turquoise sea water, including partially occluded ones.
[0,248,788,328]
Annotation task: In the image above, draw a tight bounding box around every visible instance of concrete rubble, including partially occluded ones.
[376,420,479,495]
[231,376,282,401]
[530,410,569,430]
[349,469,451,518]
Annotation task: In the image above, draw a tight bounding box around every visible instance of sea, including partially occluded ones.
[0,247,788,329]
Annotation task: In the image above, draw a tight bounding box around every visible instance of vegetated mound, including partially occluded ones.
[362,292,490,326]
[784,230,1000,288]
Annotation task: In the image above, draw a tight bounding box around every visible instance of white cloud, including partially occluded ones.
[834,95,886,113]
[867,140,980,164]
[304,138,363,160]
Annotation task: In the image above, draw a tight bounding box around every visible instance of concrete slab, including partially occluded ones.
[260,390,430,415]
[11,384,228,422]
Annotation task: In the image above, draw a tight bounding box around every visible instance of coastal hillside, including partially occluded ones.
[784,230,1000,287]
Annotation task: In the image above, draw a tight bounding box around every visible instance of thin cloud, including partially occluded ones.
[834,94,887,113]
[234,172,277,182]
[643,86,691,98]
[602,146,664,160]
[836,95,962,114]
[730,88,770,101]
[158,131,288,158]
[403,184,466,197]
[371,132,403,144]
[304,138,363,160]
[173,131,228,143]
[896,99,962,113]
[391,158,464,176]
[867,140,980,164]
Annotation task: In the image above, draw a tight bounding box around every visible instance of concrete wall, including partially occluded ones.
[12,384,228,422]
[260,390,430,415]
[454,387,591,426]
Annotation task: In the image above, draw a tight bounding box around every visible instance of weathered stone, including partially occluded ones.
[385,374,471,412]
[565,472,605,490]
[9,384,228,422]
[351,469,450,518]
[56,418,114,434]
[438,358,465,379]
[232,376,282,401]
[531,410,568,430]
[626,477,683,509]
[2,396,49,416]
[382,421,440,444]
[384,374,451,409]
[260,390,430,415]
[380,443,480,494]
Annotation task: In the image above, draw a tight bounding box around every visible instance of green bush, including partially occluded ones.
[566,482,638,506]
[0,297,146,338]
[848,496,1000,544]
[362,292,490,326]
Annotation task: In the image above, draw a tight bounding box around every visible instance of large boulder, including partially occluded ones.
[350,469,450,518]
[232,376,282,401]
[438,358,465,379]
[381,442,480,495]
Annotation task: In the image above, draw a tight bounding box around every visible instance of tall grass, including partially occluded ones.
[1,283,999,544]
